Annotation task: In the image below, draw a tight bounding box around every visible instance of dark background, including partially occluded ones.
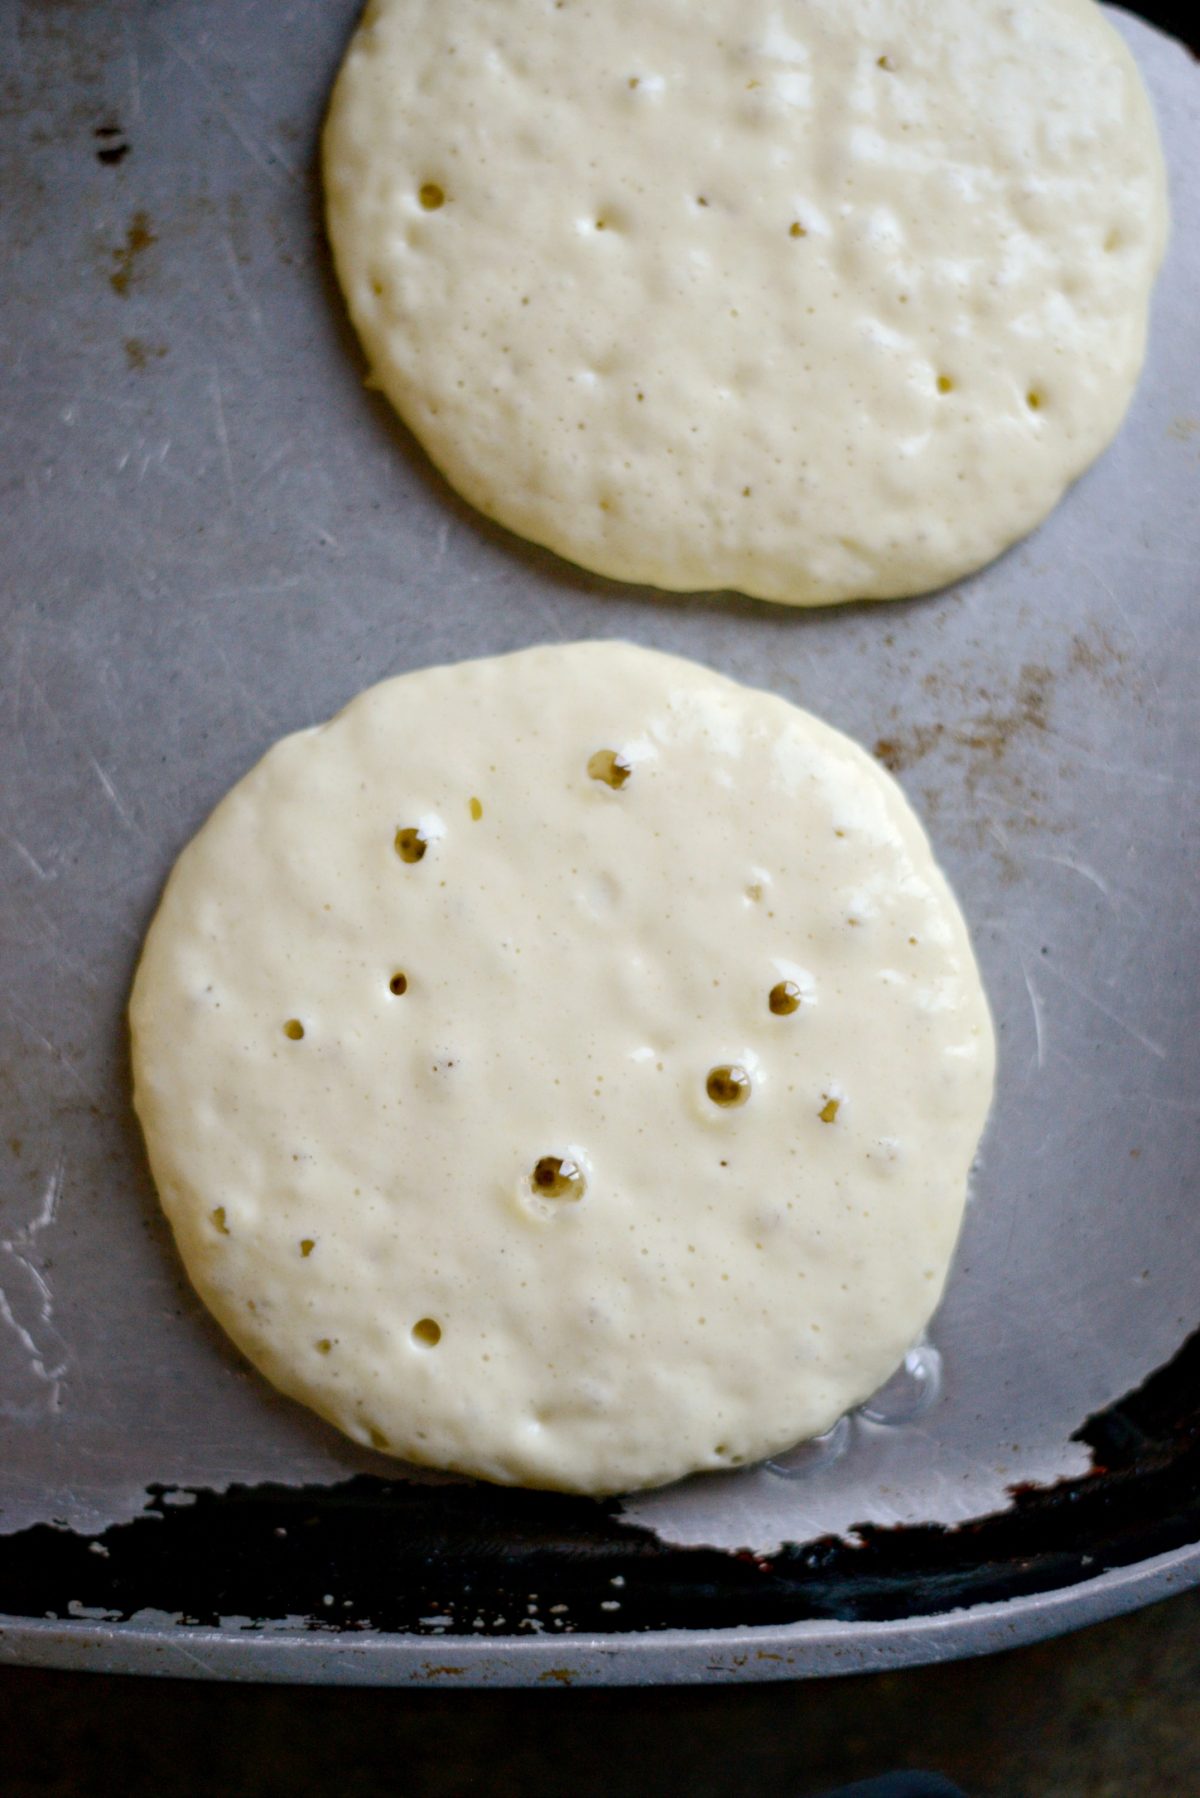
[2,1585,1198,1796]
[1128,1,1198,51]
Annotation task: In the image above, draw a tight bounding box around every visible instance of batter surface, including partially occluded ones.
[131,643,995,1492]
[324,0,1167,605]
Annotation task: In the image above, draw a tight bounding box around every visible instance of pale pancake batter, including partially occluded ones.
[131,643,995,1493]
[323,0,1167,606]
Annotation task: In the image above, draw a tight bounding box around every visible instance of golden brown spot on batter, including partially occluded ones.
[412,1317,442,1347]
[418,182,445,210]
[587,749,631,788]
[530,1156,586,1201]
[819,1097,841,1124]
[707,1065,751,1108]
[937,374,955,394]
[300,1239,315,1258]
[769,981,801,1016]
[394,826,427,862]
[315,1339,333,1354]
[469,796,483,820]
[211,1207,229,1235]
[789,221,807,238]
[1027,389,1044,411]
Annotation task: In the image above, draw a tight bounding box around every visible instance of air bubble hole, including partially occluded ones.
[530,1156,586,1201]
[588,749,632,788]
[394,827,427,863]
[707,1065,751,1108]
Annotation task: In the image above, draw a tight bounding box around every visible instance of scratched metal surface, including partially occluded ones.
[1,0,1197,1668]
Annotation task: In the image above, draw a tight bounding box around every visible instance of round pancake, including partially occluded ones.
[130,642,995,1493]
[323,0,1167,606]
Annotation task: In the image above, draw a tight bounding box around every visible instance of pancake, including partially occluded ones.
[323,0,1167,605]
[130,642,995,1493]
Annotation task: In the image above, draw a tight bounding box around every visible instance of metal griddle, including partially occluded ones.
[0,1,1196,1684]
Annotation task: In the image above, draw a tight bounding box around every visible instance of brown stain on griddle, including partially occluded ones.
[872,623,1133,862]
[123,337,167,371]
[874,662,1053,777]
[109,211,156,296]
[1065,624,1134,697]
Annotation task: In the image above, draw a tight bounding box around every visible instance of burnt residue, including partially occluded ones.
[1,1329,1195,1638]
[109,210,156,297]
[94,121,129,166]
